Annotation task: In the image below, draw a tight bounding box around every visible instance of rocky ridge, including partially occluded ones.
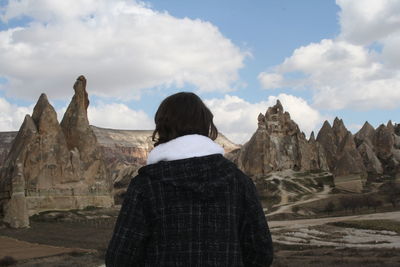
[226,100,400,183]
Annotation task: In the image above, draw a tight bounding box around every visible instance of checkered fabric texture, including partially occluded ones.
[106,154,273,266]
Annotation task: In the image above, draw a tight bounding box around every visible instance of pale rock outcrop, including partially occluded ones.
[0,76,113,228]
[332,118,348,146]
[334,132,366,177]
[354,121,376,147]
[387,120,395,133]
[316,121,337,170]
[317,118,367,178]
[353,121,383,177]
[60,76,109,187]
[1,94,76,189]
[374,124,394,161]
[307,131,329,171]
[373,123,400,176]
[237,100,328,176]
[1,164,29,228]
[357,142,383,175]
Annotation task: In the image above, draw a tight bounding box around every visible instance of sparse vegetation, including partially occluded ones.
[380,181,400,208]
[330,219,400,234]
[83,205,99,211]
[324,201,335,214]
[67,250,88,257]
[292,206,300,213]
[0,256,17,266]
[281,180,307,193]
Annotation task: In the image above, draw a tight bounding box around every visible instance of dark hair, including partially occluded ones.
[152,92,218,146]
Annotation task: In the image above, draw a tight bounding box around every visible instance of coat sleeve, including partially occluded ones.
[240,177,274,267]
[105,176,150,267]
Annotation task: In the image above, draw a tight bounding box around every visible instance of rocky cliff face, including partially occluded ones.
[92,126,239,167]
[0,76,113,228]
[236,100,328,176]
[0,127,239,176]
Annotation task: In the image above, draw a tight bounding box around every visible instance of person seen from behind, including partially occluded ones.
[106,92,274,266]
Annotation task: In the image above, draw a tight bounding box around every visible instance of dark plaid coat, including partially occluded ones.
[105,154,273,266]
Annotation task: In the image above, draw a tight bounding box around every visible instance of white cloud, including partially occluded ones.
[259,0,400,111]
[205,94,323,144]
[88,102,154,130]
[0,97,32,130]
[257,73,283,90]
[205,95,268,144]
[0,0,247,100]
[337,0,400,45]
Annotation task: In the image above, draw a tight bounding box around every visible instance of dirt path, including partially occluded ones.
[269,210,400,228]
[268,185,331,216]
[0,236,94,261]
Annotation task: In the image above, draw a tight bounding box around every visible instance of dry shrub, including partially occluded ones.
[0,256,17,266]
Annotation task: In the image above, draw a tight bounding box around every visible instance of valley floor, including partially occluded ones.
[0,209,399,266]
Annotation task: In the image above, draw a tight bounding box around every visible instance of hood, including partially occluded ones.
[139,154,236,199]
[147,134,224,165]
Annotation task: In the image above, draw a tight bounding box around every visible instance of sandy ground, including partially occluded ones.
[269,210,400,228]
[0,236,94,261]
[0,209,399,266]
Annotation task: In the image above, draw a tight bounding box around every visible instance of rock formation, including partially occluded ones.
[354,121,375,147]
[60,76,109,186]
[317,118,366,178]
[352,121,382,177]
[357,141,383,176]
[334,131,366,177]
[236,100,328,176]
[372,123,400,176]
[0,76,113,228]
[315,121,337,171]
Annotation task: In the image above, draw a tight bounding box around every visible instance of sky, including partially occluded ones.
[1,0,400,144]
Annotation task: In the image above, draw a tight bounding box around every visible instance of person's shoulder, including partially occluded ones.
[218,157,255,187]
[125,171,152,196]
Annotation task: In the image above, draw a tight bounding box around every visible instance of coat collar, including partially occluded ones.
[147,134,224,165]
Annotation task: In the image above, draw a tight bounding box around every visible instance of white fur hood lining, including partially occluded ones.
[147,134,224,165]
